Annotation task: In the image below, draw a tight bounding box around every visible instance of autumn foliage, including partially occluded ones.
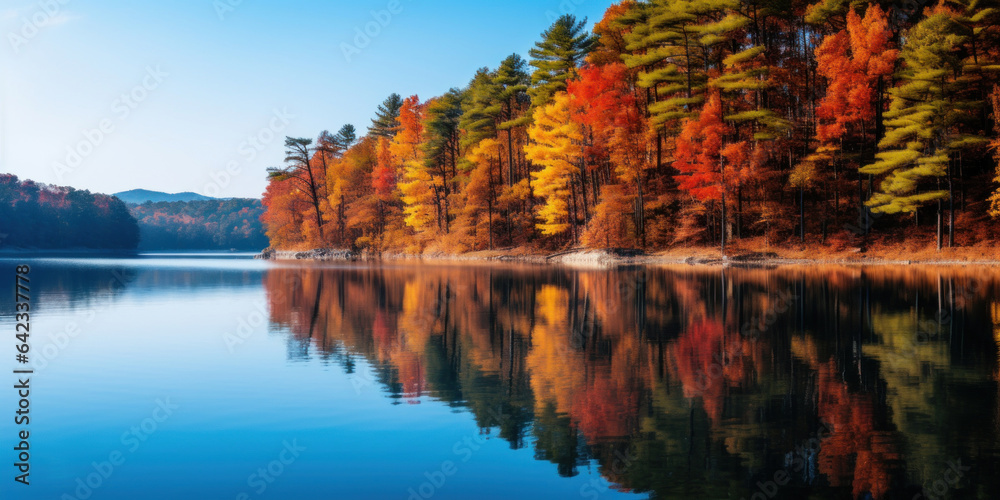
[0,174,139,249]
[261,2,1000,254]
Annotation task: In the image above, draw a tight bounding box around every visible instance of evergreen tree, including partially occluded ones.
[495,54,531,185]
[948,0,1000,138]
[316,130,344,159]
[335,124,357,150]
[861,11,987,248]
[620,0,729,168]
[369,93,403,138]
[255,0,1000,255]
[804,0,866,26]
[422,89,465,233]
[268,137,326,241]
[460,68,502,149]
[528,15,595,109]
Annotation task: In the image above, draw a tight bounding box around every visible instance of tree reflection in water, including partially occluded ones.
[265,264,1000,499]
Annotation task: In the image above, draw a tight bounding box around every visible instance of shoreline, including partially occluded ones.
[254,246,1000,268]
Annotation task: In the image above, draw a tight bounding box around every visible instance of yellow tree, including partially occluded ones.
[324,150,347,245]
[525,92,583,240]
[392,96,438,244]
[463,138,502,250]
[399,168,437,236]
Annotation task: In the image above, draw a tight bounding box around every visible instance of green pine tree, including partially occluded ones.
[620,0,748,169]
[494,54,531,185]
[334,124,356,151]
[528,15,595,109]
[423,89,465,233]
[948,0,1000,133]
[860,12,988,248]
[620,0,722,126]
[460,68,503,149]
[369,93,403,138]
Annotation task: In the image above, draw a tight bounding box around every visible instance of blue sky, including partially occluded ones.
[0,0,612,199]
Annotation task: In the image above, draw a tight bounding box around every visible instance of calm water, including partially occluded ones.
[1,254,999,500]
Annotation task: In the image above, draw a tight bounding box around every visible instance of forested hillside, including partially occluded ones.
[128,199,268,250]
[262,0,1000,254]
[0,174,139,249]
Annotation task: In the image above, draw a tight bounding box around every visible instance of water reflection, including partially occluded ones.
[265,264,1000,499]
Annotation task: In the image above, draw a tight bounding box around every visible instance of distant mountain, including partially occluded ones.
[114,189,215,204]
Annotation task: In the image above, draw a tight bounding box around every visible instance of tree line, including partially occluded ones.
[128,199,269,250]
[0,174,139,250]
[262,0,1000,253]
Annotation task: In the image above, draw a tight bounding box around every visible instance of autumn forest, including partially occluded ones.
[262,0,1000,255]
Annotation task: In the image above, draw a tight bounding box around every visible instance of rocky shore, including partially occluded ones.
[253,246,1000,267]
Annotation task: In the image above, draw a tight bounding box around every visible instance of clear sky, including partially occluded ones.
[0,0,612,199]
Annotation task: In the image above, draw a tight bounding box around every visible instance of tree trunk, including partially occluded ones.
[636,178,645,248]
[339,194,346,244]
[800,186,805,243]
[570,177,579,244]
[311,196,324,242]
[858,167,866,237]
[737,183,743,239]
[936,200,943,251]
[434,188,443,233]
[721,187,727,253]
[834,151,840,225]
[656,131,663,171]
[505,101,515,186]
[948,160,955,248]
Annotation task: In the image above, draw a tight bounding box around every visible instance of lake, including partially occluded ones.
[1,254,998,499]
